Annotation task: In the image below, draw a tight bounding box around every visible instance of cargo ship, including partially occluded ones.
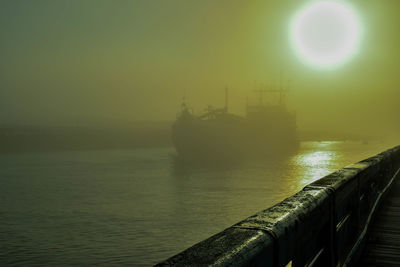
[171,88,299,161]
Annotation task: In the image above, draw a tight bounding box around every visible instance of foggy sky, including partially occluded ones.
[0,0,399,136]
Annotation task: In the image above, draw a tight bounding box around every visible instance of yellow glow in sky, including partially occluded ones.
[290,0,362,69]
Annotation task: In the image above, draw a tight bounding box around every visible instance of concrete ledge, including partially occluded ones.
[155,227,274,267]
[234,187,331,266]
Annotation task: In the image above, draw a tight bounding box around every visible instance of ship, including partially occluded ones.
[172,87,299,161]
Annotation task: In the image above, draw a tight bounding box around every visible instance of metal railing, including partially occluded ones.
[156,145,400,267]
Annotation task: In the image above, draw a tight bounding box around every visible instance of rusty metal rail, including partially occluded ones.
[156,145,400,267]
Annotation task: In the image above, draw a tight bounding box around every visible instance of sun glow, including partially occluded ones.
[290,0,362,69]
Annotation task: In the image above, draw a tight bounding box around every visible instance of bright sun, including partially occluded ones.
[290,0,362,69]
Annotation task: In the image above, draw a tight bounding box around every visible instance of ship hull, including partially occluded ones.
[172,116,299,162]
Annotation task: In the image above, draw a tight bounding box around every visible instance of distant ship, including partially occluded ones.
[172,87,299,161]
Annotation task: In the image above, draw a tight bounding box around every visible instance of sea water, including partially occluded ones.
[0,141,393,266]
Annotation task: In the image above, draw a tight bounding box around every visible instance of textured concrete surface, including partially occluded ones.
[155,227,274,266]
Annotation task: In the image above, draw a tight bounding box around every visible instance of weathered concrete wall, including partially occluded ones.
[156,145,400,267]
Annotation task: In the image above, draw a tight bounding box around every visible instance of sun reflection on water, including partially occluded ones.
[293,141,340,187]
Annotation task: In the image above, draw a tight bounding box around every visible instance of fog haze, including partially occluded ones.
[1,0,399,138]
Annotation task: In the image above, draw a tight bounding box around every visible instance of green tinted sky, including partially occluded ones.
[1,0,399,135]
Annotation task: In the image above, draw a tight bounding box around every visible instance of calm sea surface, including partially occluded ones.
[0,141,395,266]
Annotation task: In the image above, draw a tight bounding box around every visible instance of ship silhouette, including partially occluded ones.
[172,86,299,161]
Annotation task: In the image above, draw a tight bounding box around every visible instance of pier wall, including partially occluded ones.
[156,145,400,266]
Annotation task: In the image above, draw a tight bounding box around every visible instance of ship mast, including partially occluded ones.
[254,88,268,105]
[225,87,228,112]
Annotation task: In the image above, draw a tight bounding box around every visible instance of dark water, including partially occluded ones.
[0,141,394,266]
